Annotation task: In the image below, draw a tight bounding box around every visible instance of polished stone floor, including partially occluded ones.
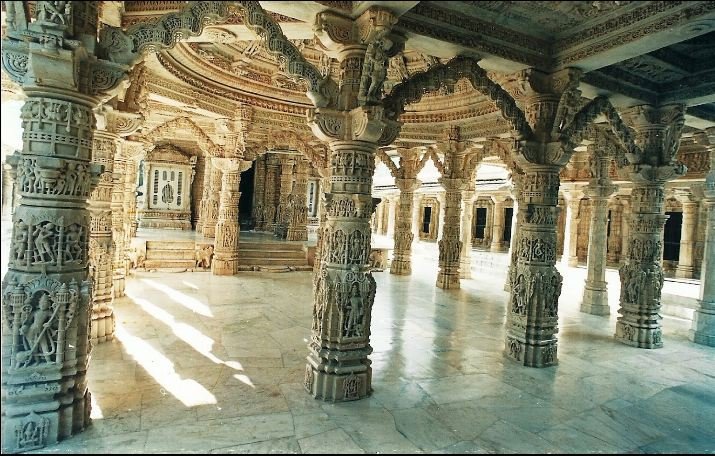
[3,228,714,454]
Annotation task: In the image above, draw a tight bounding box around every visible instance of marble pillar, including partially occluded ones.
[675,198,698,279]
[689,136,715,346]
[2,162,15,218]
[562,192,582,267]
[275,157,295,239]
[615,104,686,349]
[263,156,279,232]
[252,155,266,230]
[88,131,117,344]
[196,157,213,234]
[390,178,420,275]
[287,158,309,241]
[581,146,617,315]
[212,159,251,276]
[607,200,623,266]
[307,141,379,402]
[490,197,506,252]
[201,165,222,238]
[0,3,116,449]
[459,191,475,279]
[436,178,466,289]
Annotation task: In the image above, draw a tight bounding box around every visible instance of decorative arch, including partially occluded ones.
[98,1,336,108]
[251,129,329,173]
[144,117,226,157]
[383,56,533,139]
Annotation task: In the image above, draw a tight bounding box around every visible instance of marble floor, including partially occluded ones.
[4,229,715,454]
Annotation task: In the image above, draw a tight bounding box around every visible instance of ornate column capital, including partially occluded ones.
[395,178,421,193]
[308,106,401,145]
[620,104,687,181]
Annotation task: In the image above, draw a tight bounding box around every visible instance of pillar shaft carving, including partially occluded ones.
[607,201,623,265]
[275,158,295,239]
[581,144,618,315]
[307,140,378,402]
[252,156,266,230]
[562,192,583,267]
[212,159,250,276]
[262,157,279,232]
[459,191,476,279]
[490,198,506,252]
[88,131,118,344]
[675,198,698,279]
[1,9,115,443]
[690,130,715,346]
[436,179,466,288]
[615,104,686,349]
[196,157,214,233]
[390,178,420,275]
[287,159,309,241]
[201,165,223,238]
[505,164,562,367]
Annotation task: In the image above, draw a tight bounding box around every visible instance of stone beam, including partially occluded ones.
[554,2,715,72]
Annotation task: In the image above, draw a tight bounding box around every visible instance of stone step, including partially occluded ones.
[143,259,196,269]
[145,240,197,250]
[145,249,196,260]
[239,242,303,252]
[238,257,309,266]
[240,248,306,259]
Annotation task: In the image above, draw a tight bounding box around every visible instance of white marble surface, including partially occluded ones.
[2,228,714,454]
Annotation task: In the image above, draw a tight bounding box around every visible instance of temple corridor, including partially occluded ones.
[5,229,712,454]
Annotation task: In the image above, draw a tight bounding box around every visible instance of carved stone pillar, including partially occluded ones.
[263,155,279,232]
[436,178,466,289]
[305,4,402,402]
[212,159,251,276]
[490,197,506,252]
[390,178,420,275]
[620,198,631,267]
[252,155,266,231]
[275,157,295,239]
[110,146,126,299]
[0,2,121,449]
[88,131,117,344]
[581,145,617,316]
[615,104,686,349]
[675,196,698,279]
[607,199,623,265]
[2,162,15,218]
[287,158,310,241]
[196,157,213,234]
[503,67,583,367]
[123,142,143,241]
[562,191,583,267]
[201,165,222,238]
[689,131,715,346]
[504,184,522,292]
[459,190,475,279]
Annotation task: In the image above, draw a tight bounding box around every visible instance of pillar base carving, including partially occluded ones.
[675,265,694,279]
[436,269,461,289]
[689,301,715,347]
[506,334,558,368]
[212,258,239,276]
[390,258,411,275]
[615,319,663,349]
[304,362,372,402]
[581,281,610,316]
[286,228,308,242]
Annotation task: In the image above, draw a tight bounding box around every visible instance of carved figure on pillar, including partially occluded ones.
[201,165,223,238]
[274,157,295,239]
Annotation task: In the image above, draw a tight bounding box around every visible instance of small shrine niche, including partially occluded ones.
[138,144,197,230]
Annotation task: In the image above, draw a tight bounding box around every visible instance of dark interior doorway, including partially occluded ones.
[239,163,255,230]
[663,211,682,261]
[475,207,487,239]
[422,206,432,233]
[503,207,514,243]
